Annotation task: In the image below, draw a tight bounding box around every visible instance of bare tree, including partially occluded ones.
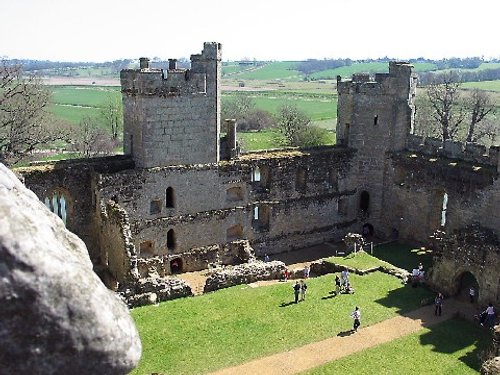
[221,94,255,122]
[0,60,68,165]
[277,104,311,146]
[426,74,466,142]
[73,116,116,158]
[100,94,123,140]
[465,89,495,142]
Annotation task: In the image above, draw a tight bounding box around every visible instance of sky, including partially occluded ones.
[1,0,499,62]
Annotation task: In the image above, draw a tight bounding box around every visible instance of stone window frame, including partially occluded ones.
[150,199,162,215]
[167,229,176,250]
[165,187,174,208]
[43,187,72,227]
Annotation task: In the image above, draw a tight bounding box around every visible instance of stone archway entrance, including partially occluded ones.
[170,258,183,274]
[455,271,479,303]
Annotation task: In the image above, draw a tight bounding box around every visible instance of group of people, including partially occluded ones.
[410,262,425,286]
[293,280,308,303]
[334,270,355,295]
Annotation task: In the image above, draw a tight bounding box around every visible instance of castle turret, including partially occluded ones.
[120,42,222,168]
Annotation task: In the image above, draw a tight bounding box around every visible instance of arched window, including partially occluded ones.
[45,191,68,226]
[226,186,243,201]
[252,166,261,182]
[167,229,175,250]
[359,191,370,213]
[441,192,448,227]
[166,187,174,208]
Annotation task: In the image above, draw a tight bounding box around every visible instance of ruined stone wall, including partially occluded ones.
[120,42,221,168]
[15,156,134,263]
[95,147,358,265]
[382,152,499,243]
[97,201,138,285]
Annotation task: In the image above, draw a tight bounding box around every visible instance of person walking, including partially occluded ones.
[293,281,301,304]
[284,268,289,282]
[434,293,444,316]
[351,306,361,332]
[300,280,308,301]
[303,266,310,279]
[341,269,349,288]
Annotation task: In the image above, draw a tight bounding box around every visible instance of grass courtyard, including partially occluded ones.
[129,243,491,375]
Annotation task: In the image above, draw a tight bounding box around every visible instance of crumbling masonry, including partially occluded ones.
[16,43,499,307]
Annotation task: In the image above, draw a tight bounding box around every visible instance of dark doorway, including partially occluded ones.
[167,229,175,250]
[362,223,374,237]
[170,258,183,274]
[456,271,479,303]
[359,191,370,213]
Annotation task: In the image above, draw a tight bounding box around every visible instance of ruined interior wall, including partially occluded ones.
[96,148,358,261]
[381,153,499,243]
[97,201,138,284]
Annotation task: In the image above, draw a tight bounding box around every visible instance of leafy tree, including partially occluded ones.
[0,60,69,166]
[294,125,331,147]
[238,109,274,131]
[221,94,255,121]
[276,104,311,146]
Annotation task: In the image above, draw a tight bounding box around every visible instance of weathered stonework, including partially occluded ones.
[12,47,499,319]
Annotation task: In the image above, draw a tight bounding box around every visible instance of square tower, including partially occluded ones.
[120,42,222,168]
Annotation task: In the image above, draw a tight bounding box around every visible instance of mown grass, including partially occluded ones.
[130,272,434,375]
[325,251,394,271]
[50,85,120,107]
[372,242,434,271]
[303,318,491,375]
[51,104,102,124]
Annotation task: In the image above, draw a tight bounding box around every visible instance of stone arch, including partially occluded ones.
[362,223,374,237]
[226,187,243,201]
[44,187,73,227]
[170,258,183,274]
[452,270,481,302]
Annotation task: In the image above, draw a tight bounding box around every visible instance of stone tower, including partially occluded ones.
[336,62,417,236]
[120,42,222,168]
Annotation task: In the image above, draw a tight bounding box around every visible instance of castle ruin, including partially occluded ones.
[16,43,499,306]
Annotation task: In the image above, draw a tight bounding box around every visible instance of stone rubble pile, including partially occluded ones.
[204,260,286,293]
[119,277,193,308]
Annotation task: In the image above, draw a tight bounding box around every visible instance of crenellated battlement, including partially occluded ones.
[120,42,221,98]
[337,61,417,97]
[407,134,500,171]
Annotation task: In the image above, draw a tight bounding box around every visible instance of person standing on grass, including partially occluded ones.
[335,275,341,296]
[300,280,308,301]
[434,293,444,316]
[351,306,361,332]
[293,281,301,304]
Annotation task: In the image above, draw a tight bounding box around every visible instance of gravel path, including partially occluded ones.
[208,299,477,375]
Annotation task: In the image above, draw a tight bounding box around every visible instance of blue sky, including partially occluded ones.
[1,0,499,62]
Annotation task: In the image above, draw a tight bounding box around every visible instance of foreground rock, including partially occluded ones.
[204,260,286,293]
[0,164,141,375]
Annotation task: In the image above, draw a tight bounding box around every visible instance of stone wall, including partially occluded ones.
[428,226,500,305]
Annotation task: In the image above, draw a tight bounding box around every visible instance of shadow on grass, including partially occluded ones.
[419,318,492,371]
[372,242,433,271]
[279,301,297,307]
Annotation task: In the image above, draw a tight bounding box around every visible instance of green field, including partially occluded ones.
[230,61,302,81]
[462,80,500,91]
[304,318,490,375]
[130,271,434,375]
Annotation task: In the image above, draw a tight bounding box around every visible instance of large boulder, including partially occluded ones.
[0,164,141,375]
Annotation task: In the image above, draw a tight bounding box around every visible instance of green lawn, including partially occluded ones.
[325,251,394,271]
[51,104,103,124]
[372,242,434,272]
[130,272,434,375]
[303,318,491,375]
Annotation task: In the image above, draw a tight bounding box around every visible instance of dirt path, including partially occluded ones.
[209,299,478,375]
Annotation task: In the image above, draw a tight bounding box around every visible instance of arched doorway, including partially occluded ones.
[362,223,374,237]
[455,271,479,303]
[359,191,370,214]
[170,258,183,274]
